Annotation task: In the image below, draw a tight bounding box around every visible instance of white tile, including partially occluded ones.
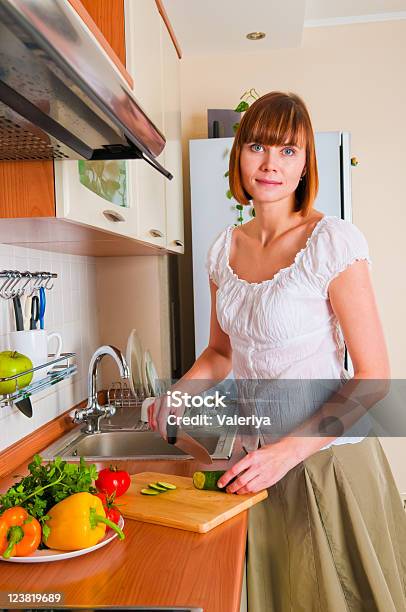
[71,290,81,324]
[0,407,36,452]
[33,394,58,430]
[0,243,98,444]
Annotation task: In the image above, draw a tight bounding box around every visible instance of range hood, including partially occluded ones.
[0,0,172,179]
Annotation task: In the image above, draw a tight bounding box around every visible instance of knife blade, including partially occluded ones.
[167,421,213,465]
[15,396,33,418]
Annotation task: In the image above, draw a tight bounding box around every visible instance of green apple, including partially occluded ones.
[0,350,33,395]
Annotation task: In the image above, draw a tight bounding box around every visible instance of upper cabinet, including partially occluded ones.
[160,18,184,254]
[125,0,166,248]
[71,0,132,88]
[0,0,184,256]
[124,0,184,253]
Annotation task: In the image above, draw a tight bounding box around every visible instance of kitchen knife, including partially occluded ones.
[167,421,213,464]
[15,396,33,418]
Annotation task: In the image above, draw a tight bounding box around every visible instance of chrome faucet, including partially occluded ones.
[74,345,130,434]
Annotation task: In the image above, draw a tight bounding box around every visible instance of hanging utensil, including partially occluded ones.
[23,295,32,331]
[30,295,40,330]
[39,287,46,330]
[12,296,24,331]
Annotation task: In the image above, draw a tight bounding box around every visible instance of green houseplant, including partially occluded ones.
[225,88,260,225]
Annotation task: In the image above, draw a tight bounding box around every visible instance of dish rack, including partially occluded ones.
[107,380,148,408]
[106,381,151,431]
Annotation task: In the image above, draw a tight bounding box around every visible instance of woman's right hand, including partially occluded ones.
[147,395,167,438]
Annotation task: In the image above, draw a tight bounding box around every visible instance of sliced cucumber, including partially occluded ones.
[141,488,160,495]
[156,481,177,490]
[148,483,167,492]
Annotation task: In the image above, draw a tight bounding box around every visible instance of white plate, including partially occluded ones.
[141,350,151,396]
[145,349,160,396]
[125,329,144,397]
[1,517,124,563]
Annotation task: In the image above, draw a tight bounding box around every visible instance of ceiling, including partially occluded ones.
[163,0,406,56]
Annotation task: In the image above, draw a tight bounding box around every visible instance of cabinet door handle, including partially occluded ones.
[103,209,125,223]
[174,240,184,247]
[149,228,164,238]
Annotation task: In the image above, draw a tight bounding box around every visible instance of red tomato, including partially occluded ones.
[95,467,131,497]
[94,492,108,508]
[106,507,122,525]
[94,493,122,528]
[94,491,121,522]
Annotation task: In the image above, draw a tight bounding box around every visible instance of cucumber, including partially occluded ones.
[156,481,177,490]
[141,488,160,495]
[193,470,227,491]
[148,483,167,492]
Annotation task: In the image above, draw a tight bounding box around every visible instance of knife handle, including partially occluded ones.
[12,296,24,331]
[166,421,177,445]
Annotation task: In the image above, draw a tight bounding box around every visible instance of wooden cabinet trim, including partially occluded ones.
[155,0,182,59]
[66,0,134,88]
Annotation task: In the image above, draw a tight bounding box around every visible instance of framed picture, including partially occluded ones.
[78,160,128,208]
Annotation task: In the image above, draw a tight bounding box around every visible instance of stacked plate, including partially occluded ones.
[125,329,162,398]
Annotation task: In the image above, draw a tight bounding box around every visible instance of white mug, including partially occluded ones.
[8,329,63,382]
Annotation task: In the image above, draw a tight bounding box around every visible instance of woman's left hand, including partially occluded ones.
[217,441,300,494]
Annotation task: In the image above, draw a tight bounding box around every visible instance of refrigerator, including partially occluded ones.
[189,132,353,373]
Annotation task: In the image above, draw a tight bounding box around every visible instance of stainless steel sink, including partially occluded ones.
[40,420,237,461]
[41,399,238,460]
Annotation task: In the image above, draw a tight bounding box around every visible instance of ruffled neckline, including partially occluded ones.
[225,215,336,288]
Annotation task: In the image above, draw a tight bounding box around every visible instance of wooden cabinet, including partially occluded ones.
[54,159,140,241]
[124,0,184,253]
[0,161,55,218]
[124,0,166,248]
[79,0,127,66]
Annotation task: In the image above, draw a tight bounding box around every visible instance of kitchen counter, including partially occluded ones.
[0,440,250,611]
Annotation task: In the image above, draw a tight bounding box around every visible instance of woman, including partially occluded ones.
[149,91,406,611]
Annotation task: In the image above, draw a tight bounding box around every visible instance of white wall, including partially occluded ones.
[0,244,101,451]
[96,254,172,389]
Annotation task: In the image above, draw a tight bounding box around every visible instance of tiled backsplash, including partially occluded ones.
[0,243,101,452]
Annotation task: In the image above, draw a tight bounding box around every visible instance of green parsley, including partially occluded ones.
[0,454,98,535]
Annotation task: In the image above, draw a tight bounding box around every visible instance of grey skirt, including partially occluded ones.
[246,437,406,612]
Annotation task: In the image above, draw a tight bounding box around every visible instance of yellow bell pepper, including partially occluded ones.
[43,492,124,551]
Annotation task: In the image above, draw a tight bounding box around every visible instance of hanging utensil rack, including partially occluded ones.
[0,270,57,299]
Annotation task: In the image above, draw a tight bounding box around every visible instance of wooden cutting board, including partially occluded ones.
[118,472,268,533]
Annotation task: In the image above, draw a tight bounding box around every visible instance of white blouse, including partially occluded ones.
[206,215,372,447]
